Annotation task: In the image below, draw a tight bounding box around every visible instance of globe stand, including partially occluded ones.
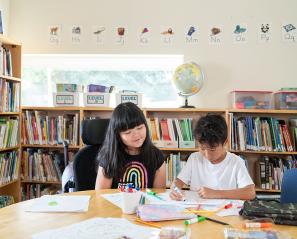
[180,95,195,108]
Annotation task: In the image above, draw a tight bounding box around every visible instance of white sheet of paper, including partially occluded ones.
[31,217,158,239]
[101,192,124,208]
[27,195,90,212]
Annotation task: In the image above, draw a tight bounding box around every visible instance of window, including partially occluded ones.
[22,54,184,107]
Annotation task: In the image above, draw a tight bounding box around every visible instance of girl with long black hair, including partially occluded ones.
[95,102,166,189]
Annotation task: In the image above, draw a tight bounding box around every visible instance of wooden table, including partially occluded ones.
[0,190,296,239]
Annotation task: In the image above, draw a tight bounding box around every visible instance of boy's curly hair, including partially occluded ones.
[194,114,227,147]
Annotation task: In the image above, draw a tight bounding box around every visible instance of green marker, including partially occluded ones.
[184,216,206,225]
[146,190,165,201]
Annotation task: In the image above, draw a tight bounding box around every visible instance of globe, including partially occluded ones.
[172,62,204,108]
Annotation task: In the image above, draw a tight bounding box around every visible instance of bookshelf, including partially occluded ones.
[20,107,81,200]
[227,109,297,193]
[16,106,297,199]
[0,35,22,207]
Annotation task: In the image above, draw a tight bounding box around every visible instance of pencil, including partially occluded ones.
[135,218,162,229]
[198,215,230,226]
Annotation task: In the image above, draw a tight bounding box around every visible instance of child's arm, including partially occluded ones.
[169,178,186,201]
[153,162,166,188]
[95,166,113,190]
[197,184,256,200]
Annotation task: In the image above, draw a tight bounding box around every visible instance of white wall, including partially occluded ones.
[7,0,297,108]
[0,0,10,35]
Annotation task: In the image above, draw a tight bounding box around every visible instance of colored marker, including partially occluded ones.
[244,222,272,229]
[173,183,186,201]
[146,189,165,201]
[224,203,233,209]
[184,216,206,225]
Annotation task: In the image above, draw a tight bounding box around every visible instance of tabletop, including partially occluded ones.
[0,189,296,239]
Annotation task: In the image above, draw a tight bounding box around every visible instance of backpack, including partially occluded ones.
[239,200,297,226]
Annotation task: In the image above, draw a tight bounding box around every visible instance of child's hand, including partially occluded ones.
[169,189,185,201]
[198,187,218,198]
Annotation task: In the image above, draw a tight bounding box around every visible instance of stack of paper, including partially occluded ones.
[32,218,158,239]
[27,195,91,212]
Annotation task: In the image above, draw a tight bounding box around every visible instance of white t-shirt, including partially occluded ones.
[177,152,254,191]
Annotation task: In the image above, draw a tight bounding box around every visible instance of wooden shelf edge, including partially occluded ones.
[0,34,22,46]
[0,75,21,82]
[0,179,19,189]
[227,108,297,114]
[21,180,61,185]
[0,112,21,115]
[230,150,297,155]
[21,144,80,149]
[255,188,281,193]
[0,146,20,152]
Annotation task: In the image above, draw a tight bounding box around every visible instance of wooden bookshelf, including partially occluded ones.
[17,106,297,198]
[0,36,22,207]
[227,109,297,192]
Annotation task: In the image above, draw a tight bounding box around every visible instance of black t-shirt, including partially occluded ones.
[110,149,164,189]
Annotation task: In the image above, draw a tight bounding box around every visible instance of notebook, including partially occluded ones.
[137,204,196,221]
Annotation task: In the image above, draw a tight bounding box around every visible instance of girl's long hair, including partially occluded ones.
[97,102,159,179]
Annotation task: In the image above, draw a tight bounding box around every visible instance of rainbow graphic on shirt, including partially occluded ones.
[122,161,148,188]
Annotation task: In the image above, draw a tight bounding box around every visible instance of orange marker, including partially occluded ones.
[243,222,272,229]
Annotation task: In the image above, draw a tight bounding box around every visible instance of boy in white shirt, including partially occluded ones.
[170,114,255,200]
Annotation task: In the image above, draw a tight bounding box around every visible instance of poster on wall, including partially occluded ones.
[160,26,174,44]
[282,23,296,43]
[92,26,106,45]
[49,25,61,45]
[138,27,151,45]
[71,25,82,44]
[208,25,223,44]
[115,26,127,45]
[185,26,199,44]
[258,23,271,43]
[232,24,247,43]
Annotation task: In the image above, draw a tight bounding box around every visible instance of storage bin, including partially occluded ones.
[53,92,80,107]
[230,91,272,109]
[116,93,142,107]
[83,93,110,107]
[274,91,297,109]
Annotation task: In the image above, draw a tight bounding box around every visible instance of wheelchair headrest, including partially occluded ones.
[81,118,110,145]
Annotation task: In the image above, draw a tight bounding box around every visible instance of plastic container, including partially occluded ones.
[53,92,80,107]
[83,92,110,107]
[230,90,273,109]
[121,191,142,214]
[116,93,142,107]
[274,91,297,109]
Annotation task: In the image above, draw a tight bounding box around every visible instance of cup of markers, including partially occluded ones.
[119,183,142,214]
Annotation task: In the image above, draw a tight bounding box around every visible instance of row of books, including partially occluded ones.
[21,111,79,146]
[21,149,62,182]
[0,195,14,208]
[21,184,60,201]
[0,151,19,185]
[256,155,297,190]
[147,117,194,148]
[0,117,19,149]
[0,79,20,112]
[0,46,13,76]
[165,153,186,187]
[230,113,296,152]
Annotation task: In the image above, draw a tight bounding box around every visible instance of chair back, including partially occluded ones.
[280,168,297,204]
[73,118,109,191]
